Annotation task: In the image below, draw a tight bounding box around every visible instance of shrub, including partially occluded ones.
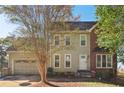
[96,70,113,80]
[47,67,54,77]
[64,72,75,78]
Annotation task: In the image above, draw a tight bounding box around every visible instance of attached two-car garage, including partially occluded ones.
[8,51,39,75]
[14,60,39,75]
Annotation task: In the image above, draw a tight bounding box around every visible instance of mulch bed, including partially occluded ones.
[30,82,83,87]
[30,81,65,87]
[30,82,51,87]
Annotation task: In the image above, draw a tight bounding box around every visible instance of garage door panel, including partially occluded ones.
[14,60,39,74]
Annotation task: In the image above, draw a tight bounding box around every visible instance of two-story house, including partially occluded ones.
[7,21,117,77]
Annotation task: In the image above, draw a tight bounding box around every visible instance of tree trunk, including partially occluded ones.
[37,61,47,83]
[42,62,47,83]
[112,54,117,78]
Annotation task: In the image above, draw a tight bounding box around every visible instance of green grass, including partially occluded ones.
[0,81,20,87]
[81,82,119,87]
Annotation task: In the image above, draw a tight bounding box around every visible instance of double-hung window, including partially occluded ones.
[65,35,71,46]
[54,54,60,68]
[54,35,60,46]
[96,54,112,68]
[65,54,71,68]
[80,35,87,46]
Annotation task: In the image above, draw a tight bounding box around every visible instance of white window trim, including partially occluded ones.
[64,35,71,46]
[96,54,113,69]
[53,54,60,68]
[64,54,71,68]
[80,34,87,47]
[54,35,60,46]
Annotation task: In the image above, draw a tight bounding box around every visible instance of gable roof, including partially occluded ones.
[51,21,97,31]
[6,46,17,51]
[66,21,97,30]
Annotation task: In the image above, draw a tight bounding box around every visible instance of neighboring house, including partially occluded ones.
[118,62,124,72]
[7,21,117,77]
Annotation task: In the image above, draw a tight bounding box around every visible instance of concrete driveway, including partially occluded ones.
[0,75,40,87]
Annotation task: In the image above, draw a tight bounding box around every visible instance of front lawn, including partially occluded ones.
[31,78,121,87]
[0,75,123,87]
[0,81,20,87]
[0,80,120,87]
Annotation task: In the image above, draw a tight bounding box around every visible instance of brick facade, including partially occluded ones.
[90,30,117,77]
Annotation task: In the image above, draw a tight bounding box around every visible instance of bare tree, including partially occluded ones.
[0,5,74,84]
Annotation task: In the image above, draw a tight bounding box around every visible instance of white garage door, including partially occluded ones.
[14,60,39,75]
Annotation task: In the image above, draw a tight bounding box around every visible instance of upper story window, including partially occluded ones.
[96,54,112,68]
[65,54,71,68]
[54,54,60,68]
[54,35,60,46]
[80,35,87,46]
[65,35,71,46]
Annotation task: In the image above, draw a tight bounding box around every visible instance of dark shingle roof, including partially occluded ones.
[51,21,97,31]
[66,21,97,30]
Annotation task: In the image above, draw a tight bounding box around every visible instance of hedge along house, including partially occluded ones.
[7,21,117,77]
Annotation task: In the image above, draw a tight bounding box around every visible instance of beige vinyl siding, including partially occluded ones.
[8,31,91,74]
[50,31,90,72]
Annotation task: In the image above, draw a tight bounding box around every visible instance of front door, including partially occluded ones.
[79,55,87,70]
